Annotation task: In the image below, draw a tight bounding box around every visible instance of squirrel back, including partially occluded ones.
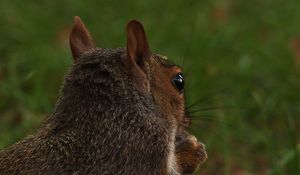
[0,17,206,175]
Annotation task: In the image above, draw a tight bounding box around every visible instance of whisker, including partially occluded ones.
[191,116,235,128]
[187,105,239,114]
[191,115,230,123]
[181,20,198,70]
[189,120,254,145]
[188,123,220,142]
[190,114,221,118]
[186,96,218,110]
[181,45,191,69]
[182,64,195,78]
[185,88,232,109]
[187,126,208,143]
[190,122,210,130]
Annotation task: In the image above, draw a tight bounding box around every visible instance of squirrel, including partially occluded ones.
[0,16,207,175]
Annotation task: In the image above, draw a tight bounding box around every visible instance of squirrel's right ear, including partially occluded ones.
[70,16,96,61]
[124,20,151,69]
[123,20,151,92]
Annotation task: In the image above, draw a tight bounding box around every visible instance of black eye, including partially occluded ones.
[172,73,184,92]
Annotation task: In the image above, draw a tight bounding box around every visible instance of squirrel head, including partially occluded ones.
[67,16,190,131]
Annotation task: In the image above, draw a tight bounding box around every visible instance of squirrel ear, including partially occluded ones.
[70,16,96,61]
[125,20,151,67]
[123,20,151,93]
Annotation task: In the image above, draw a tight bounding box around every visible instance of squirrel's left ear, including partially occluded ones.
[70,16,96,61]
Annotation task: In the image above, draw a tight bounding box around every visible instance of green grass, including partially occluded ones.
[0,0,299,174]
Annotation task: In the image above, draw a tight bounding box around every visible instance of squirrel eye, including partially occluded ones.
[172,73,184,92]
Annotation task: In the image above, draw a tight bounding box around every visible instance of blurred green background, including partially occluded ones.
[0,0,299,174]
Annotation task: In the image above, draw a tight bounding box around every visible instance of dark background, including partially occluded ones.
[0,0,299,174]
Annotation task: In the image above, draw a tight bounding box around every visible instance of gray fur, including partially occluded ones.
[0,48,176,175]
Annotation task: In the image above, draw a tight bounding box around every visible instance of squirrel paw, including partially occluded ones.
[175,133,207,174]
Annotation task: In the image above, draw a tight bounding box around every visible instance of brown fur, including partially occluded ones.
[0,17,207,175]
